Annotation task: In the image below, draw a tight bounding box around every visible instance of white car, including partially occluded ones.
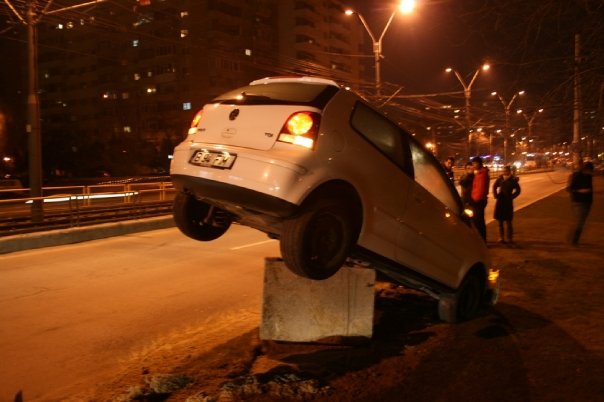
[170,76,499,322]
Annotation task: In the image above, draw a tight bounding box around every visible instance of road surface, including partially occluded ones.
[0,169,570,401]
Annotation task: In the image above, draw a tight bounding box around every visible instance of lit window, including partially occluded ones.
[122,92,129,99]
[56,24,64,29]
[180,11,189,18]
[146,87,156,94]
[180,29,188,38]
[133,39,139,47]
[147,71,153,77]
[245,49,252,56]
[66,21,74,29]
[123,126,131,133]
[134,73,141,80]
[183,102,191,110]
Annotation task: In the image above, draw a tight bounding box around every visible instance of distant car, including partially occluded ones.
[170,76,499,322]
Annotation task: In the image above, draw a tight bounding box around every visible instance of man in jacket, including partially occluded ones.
[470,156,490,241]
[567,161,594,245]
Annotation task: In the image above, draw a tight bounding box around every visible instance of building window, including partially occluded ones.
[180,10,189,18]
[295,17,315,27]
[183,102,191,110]
[134,73,141,80]
[180,29,188,38]
[123,126,132,133]
[245,49,252,56]
[133,39,139,47]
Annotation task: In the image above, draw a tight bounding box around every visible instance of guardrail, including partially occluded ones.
[0,182,176,236]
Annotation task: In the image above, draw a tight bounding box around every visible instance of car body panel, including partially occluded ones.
[170,76,492,293]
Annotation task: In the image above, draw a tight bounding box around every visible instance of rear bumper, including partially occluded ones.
[171,174,298,218]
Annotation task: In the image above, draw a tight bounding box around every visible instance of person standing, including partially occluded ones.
[443,156,455,181]
[470,156,490,241]
[567,161,594,245]
[458,161,474,206]
[492,165,521,243]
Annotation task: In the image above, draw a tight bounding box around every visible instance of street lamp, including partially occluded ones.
[491,90,524,163]
[446,64,490,158]
[345,1,415,96]
[517,108,544,152]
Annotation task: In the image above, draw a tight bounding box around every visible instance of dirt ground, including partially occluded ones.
[74,178,604,402]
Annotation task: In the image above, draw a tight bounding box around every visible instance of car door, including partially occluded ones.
[395,139,478,288]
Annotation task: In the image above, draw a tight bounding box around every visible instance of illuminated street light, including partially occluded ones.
[345,1,415,96]
[446,64,490,157]
[491,90,525,163]
[521,108,544,152]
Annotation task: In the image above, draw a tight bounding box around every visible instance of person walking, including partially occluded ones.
[458,161,474,206]
[492,165,521,243]
[470,156,490,241]
[567,160,594,245]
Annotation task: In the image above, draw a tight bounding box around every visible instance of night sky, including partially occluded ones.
[360,0,603,111]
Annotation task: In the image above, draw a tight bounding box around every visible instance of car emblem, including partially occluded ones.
[229,109,240,121]
[221,128,236,138]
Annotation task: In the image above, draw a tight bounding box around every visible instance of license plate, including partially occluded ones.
[189,149,236,169]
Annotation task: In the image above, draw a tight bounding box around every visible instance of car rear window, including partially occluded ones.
[212,82,339,109]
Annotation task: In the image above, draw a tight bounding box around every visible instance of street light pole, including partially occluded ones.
[345,1,415,97]
[492,90,524,164]
[519,108,544,152]
[446,64,490,158]
[4,0,108,221]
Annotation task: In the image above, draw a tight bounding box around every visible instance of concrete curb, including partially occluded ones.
[0,215,175,254]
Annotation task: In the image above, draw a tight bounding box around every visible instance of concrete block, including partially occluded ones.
[260,257,376,342]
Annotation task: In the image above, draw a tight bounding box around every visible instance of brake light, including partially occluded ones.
[188,111,203,135]
[278,112,320,149]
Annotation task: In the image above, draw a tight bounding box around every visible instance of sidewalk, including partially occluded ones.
[0,215,174,254]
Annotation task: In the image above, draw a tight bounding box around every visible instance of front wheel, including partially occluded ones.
[173,193,231,241]
[456,272,486,321]
[438,271,486,323]
[280,196,360,280]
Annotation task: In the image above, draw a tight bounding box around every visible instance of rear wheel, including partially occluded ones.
[280,195,360,280]
[173,192,231,241]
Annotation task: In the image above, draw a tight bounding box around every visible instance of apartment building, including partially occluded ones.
[35,0,364,176]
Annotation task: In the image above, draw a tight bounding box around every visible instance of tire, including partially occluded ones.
[280,195,360,280]
[173,192,231,241]
[455,272,486,321]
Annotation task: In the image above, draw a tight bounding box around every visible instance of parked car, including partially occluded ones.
[170,76,499,322]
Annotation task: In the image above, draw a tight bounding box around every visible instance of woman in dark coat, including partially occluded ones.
[493,165,521,243]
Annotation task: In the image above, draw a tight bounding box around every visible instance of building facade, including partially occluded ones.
[34,0,364,177]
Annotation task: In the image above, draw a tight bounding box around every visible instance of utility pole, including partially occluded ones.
[3,0,107,221]
[572,33,582,169]
[492,90,524,164]
[446,64,490,158]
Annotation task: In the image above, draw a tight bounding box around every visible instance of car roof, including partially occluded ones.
[249,76,340,87]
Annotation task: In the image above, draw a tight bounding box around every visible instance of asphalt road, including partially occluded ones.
[0,169,570,401]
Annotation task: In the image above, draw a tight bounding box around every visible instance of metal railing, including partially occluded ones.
[0,181,176,236]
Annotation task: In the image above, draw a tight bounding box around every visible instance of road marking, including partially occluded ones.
[230,239,277,250]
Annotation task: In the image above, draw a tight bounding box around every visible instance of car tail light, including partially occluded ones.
[188,110,203,135]
[277,112,320,149]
